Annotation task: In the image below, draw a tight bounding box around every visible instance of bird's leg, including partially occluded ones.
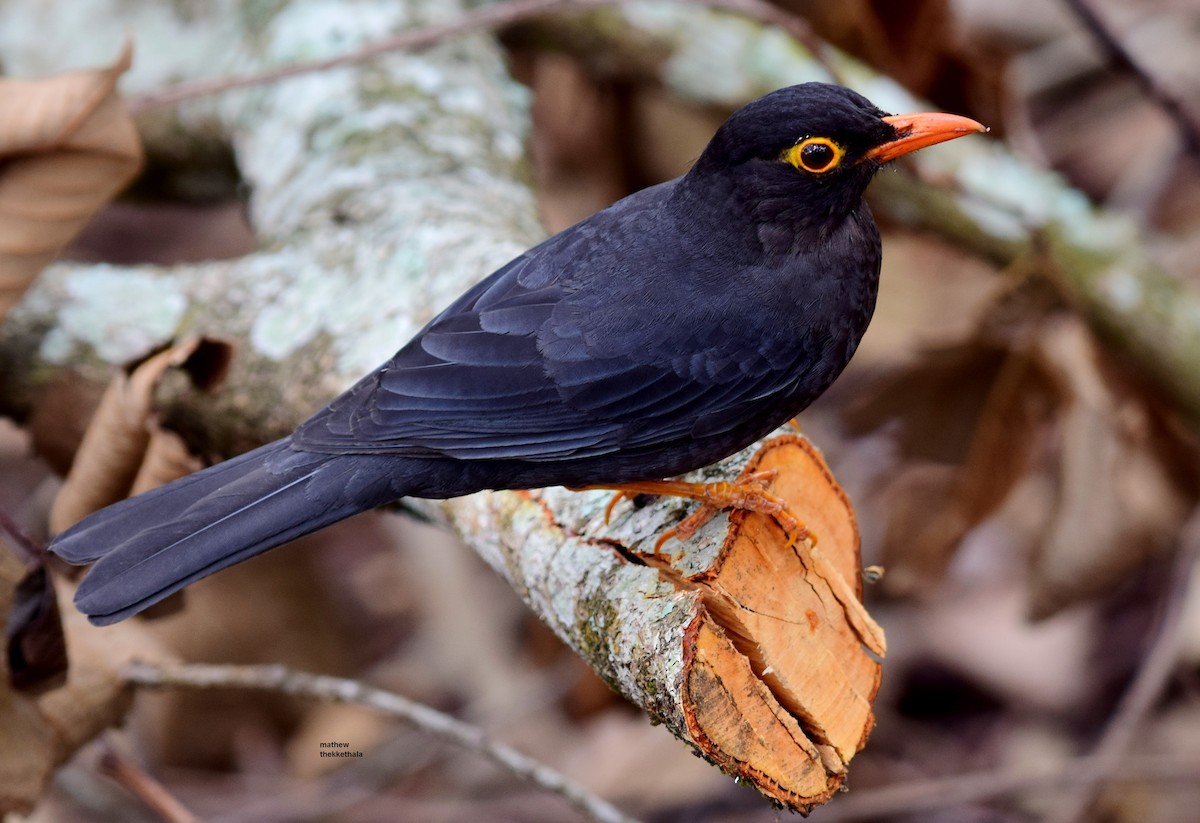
[577,470,817,556]
[601,488,635,525]
[649,471,799,554]
[578,474,885,655]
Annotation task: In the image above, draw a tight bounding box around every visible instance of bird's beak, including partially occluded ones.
[866,112,988,163]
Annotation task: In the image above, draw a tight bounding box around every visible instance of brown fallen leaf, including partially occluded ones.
[1028,318,1194,618]
[49,337,233,533]
[846,277,1200,615]
[0,40,143,321]
[5,563,66,692]
[0,542,173,815]
[129,424,204,497]
[876,339,1060,594]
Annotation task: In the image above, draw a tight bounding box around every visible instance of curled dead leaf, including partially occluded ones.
[1029,319,1194,617]
[0,548,173,814]
[0,41,143,321]
[50,337,234,533]
[847,279,1199,616]
[5,563,67,693]
[129,424,204,497]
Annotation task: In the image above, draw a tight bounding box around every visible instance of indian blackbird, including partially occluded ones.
[51,82,984,625]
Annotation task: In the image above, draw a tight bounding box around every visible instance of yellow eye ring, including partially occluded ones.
[785,137,845,174]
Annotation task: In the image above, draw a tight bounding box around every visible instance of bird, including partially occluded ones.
[51,82,985,626]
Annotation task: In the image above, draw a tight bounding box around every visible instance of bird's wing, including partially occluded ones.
[294,194,812,462]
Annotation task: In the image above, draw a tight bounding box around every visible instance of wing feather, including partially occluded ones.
[294,183,811,462]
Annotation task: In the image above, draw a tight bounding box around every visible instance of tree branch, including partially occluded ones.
[1044,505,1200,823]
[124,660,641,823]
[96,737,204,823]
[126,0,829,114]
[809,754,1200,822]
[1060,0,1200,157]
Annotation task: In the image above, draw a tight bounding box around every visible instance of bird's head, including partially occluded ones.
[687,83,986,245]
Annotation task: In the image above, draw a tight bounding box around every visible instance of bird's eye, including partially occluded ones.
[785,137,845,174]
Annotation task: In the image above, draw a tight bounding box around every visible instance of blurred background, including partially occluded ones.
[5,0,1200,820]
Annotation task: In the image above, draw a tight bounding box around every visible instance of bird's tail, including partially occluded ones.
[50,438,401,626]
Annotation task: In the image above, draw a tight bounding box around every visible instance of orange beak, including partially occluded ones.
[865,112,988,163]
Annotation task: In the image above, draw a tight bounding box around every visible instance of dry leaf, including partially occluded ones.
[50,337,233,532]
[879,343,1060,593]
[846,336,1027,591]
[1028,318,1193,617]
[0,41,143,321]
[847,279,1199,615]
[129,424,204,497]
[0,542,173,814]
[5,563,66,692]
[523,52,626,233]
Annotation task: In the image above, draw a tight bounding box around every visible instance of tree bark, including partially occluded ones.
[0,0,543,457]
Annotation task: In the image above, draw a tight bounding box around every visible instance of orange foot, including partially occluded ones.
[578,470,818,556]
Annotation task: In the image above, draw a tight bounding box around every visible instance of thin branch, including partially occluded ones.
[1045,505,1200,823]
[96,736,204,823]
[128,0,827,114]
[808,754,1200,822]
[1060,0,1200,156]
[809,507,1200,823]
[124,661,642,823]
[705,0,836,75]
[129,0,568,113]
[0,504,46,563]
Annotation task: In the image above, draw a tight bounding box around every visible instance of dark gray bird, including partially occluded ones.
[51,82,984,625]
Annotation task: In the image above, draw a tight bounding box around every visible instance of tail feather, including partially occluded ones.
[50,438,402,626]
[51,441,294,565]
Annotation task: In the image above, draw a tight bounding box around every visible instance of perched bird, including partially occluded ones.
[52,83,984,626]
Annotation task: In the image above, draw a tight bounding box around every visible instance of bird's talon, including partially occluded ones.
[744,468,779,484]
[781,522,816,550]
[673,503,718,541]
[651,529,682,558]
[603,490,632,525]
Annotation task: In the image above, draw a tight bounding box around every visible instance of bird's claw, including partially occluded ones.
[602,489,633,525]
[581,469,818,558]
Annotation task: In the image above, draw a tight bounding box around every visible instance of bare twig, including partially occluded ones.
[0,505,45,563]
[128,0,826,114]
[1060,0,1200,156]
[1044,506,1200,823]
[129,0,567,113]
[808,508,1200,823]
[705,0,835,74]
[808,754,1200,821]
[124,661,642,823]
[96,736,204,823]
